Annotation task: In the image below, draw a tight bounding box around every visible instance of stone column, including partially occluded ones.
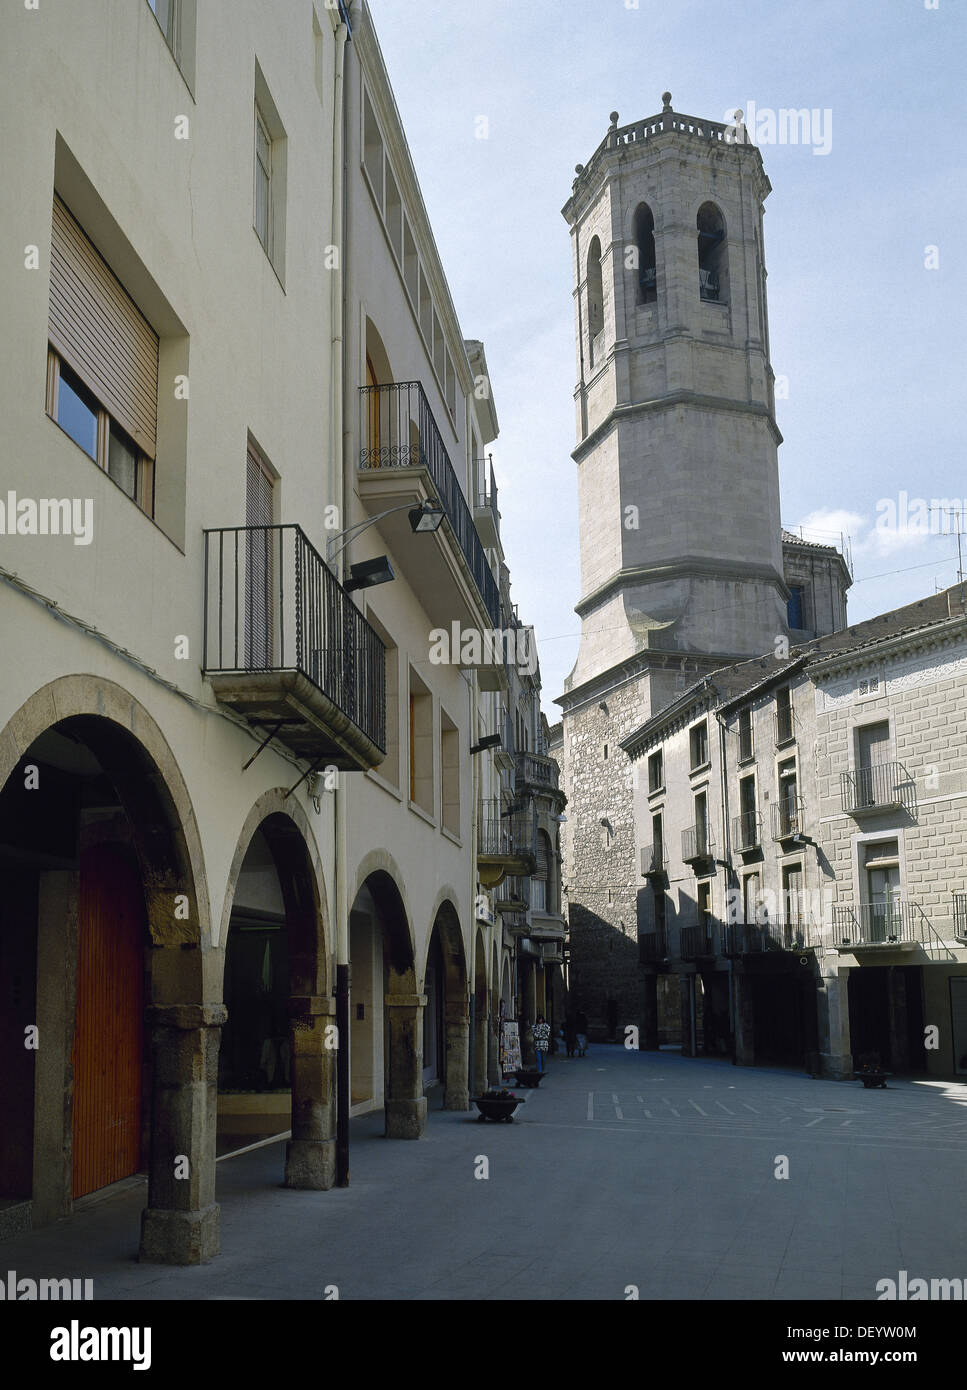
[285,995,336,1189]
[473,1004,489,1096]
[140,1002,225,1265]
[640,971,659,1050]
[887,967,910,1073]
[32,870,76,1226]
[444,1000,470,1111]
[820,967,853,1079]
[486,1000,500,1086]
[733,970,755,1067]
[384,993,427,1138]
[679,976,694,1057]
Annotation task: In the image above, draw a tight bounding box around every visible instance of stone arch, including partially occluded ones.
[696,200,729,304]
[631,201,657,304]
[423,896,469,1111]
[0,674,216,1266]
[218,790,334,1190]
[352,847,417,980]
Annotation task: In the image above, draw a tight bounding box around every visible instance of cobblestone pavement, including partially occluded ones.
[3,1047,966,1301]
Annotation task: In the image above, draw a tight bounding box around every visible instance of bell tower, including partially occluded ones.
[556,95,789,1043]
[563,93,787,709]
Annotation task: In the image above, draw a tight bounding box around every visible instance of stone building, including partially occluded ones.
[555,95,850,1037]
[0,0,559,1264]
[621,584,967,1078]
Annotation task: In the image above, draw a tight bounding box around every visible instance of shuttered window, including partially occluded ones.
[49,195,159,460]
[245,443,275,670]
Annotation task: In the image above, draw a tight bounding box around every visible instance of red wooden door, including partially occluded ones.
[71,843,145,1198]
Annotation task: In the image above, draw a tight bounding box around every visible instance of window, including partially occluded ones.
[587,236,604,362]
[862,840,901,942]
[533,832,552,913]
[738,707,754,762]
[633,203,657,304]
[147,0,178,49]
[652,812,663,868]
[253,67,287,282]
[689,720,709,770]
[694,790,709,855]
[697,881,711,930]
[145,0,195,87]
[648,749,664,793]
[47,197,158,516]
[440,710,460,837]
[775,685,794,744]
[743,872,762,925]
[408,669,433,815]
[697,202,728,304]
[777,758,798,836]
[362,90,384,207]
[787,584,806,630]
[783,863,803,926]
[245,441,276,670]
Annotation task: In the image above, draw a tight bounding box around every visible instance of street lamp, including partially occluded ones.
[326,498,445,566]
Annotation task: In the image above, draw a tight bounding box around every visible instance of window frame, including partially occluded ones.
[254,102,273,259]
[689,719,710,772]
[46,349,154,516]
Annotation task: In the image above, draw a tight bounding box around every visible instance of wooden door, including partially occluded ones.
[71,843,145,1198]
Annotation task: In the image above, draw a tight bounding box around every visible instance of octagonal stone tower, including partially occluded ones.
[557,95,790,1039]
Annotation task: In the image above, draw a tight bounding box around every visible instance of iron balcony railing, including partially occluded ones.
[833,901,924,947]
[774,705,795,746]
[733,810,762,852]
[682,825,715,863]
[641,844,666,876]
[359,381,500,625]
[478,797,537,862]
[494,875,530,911]
[841,762,916,815]
[723,920,813,955]
[639,927,668,963]
[474,455,498,528]
[954,892,967,939]
[680,923,716,960]
[515,750,560,792]
[203,524,386,751]
[772,797,805,840]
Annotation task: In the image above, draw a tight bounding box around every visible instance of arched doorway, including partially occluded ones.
[423,900,469,1111]
[349,867,424,1138]
[0,679,214,1265]
[219,800,333,1189]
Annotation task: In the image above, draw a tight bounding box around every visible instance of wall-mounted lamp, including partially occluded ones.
[470,732,502,755]
[345,556,395,592]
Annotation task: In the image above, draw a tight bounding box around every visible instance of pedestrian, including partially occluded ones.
[533,1014,551,1071]
[575,1009,588,1057]
[564,1012,577,1058]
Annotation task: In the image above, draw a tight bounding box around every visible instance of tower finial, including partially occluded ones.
[609,111,619,129]
[662,91,673,109]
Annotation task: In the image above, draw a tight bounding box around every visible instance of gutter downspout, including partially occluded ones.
[712,691,736,1065]
[330,0,351,1187]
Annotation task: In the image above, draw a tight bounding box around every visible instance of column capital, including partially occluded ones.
[146,1003,227,1030]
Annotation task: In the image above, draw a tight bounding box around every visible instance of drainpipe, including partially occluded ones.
[330,0,351,1188]
[713,692,736,1063]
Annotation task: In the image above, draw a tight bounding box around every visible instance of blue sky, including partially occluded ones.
[367,0,966,715]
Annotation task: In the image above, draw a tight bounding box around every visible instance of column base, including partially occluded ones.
[820,1052,854,1081]
[285,1137,336,1190]
[444,1086,469,1111]
[385,1097,427,1139]
[139,1203,220,1265]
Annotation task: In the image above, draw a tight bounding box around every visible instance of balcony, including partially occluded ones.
[515,750,561,794]
[478,797,537,886]
[840,762,916,816]
[639,928,668,964]
[954,892,967,942]
[680,923,716,961]
[733,810,762,854]
[473,455,499,549]
[723,920,813,956]
[358,381,502,681]
[833,902,925,950]
[682,825,715,870]
[203,525,385,771]
[771,797,805,843]
[493,874,529,913]
[640,844,667,880]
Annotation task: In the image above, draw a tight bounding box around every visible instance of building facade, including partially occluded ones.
[0,0,561,1265]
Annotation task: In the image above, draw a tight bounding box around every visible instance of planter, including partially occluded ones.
[858,1071,890,1089]
[513,1070,546,1089]
[472,1094,525,1122]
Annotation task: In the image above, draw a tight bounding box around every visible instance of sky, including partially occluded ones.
[367,0,966,716]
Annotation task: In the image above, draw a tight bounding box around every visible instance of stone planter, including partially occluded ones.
[513,1070,546,1089]
[472,1094,524,1122]
[859,1071,889,1089]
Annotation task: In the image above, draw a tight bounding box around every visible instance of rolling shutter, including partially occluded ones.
[49,195,159,459]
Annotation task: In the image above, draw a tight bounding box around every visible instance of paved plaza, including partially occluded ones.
[5,1047,967,1301]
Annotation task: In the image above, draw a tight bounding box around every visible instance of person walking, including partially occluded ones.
[575,1009,588,1058]
[533,1014,551,1071]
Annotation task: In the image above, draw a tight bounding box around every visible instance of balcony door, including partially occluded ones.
[245,443,275,670]
[856,721,892,806]
[866,864,900,942]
